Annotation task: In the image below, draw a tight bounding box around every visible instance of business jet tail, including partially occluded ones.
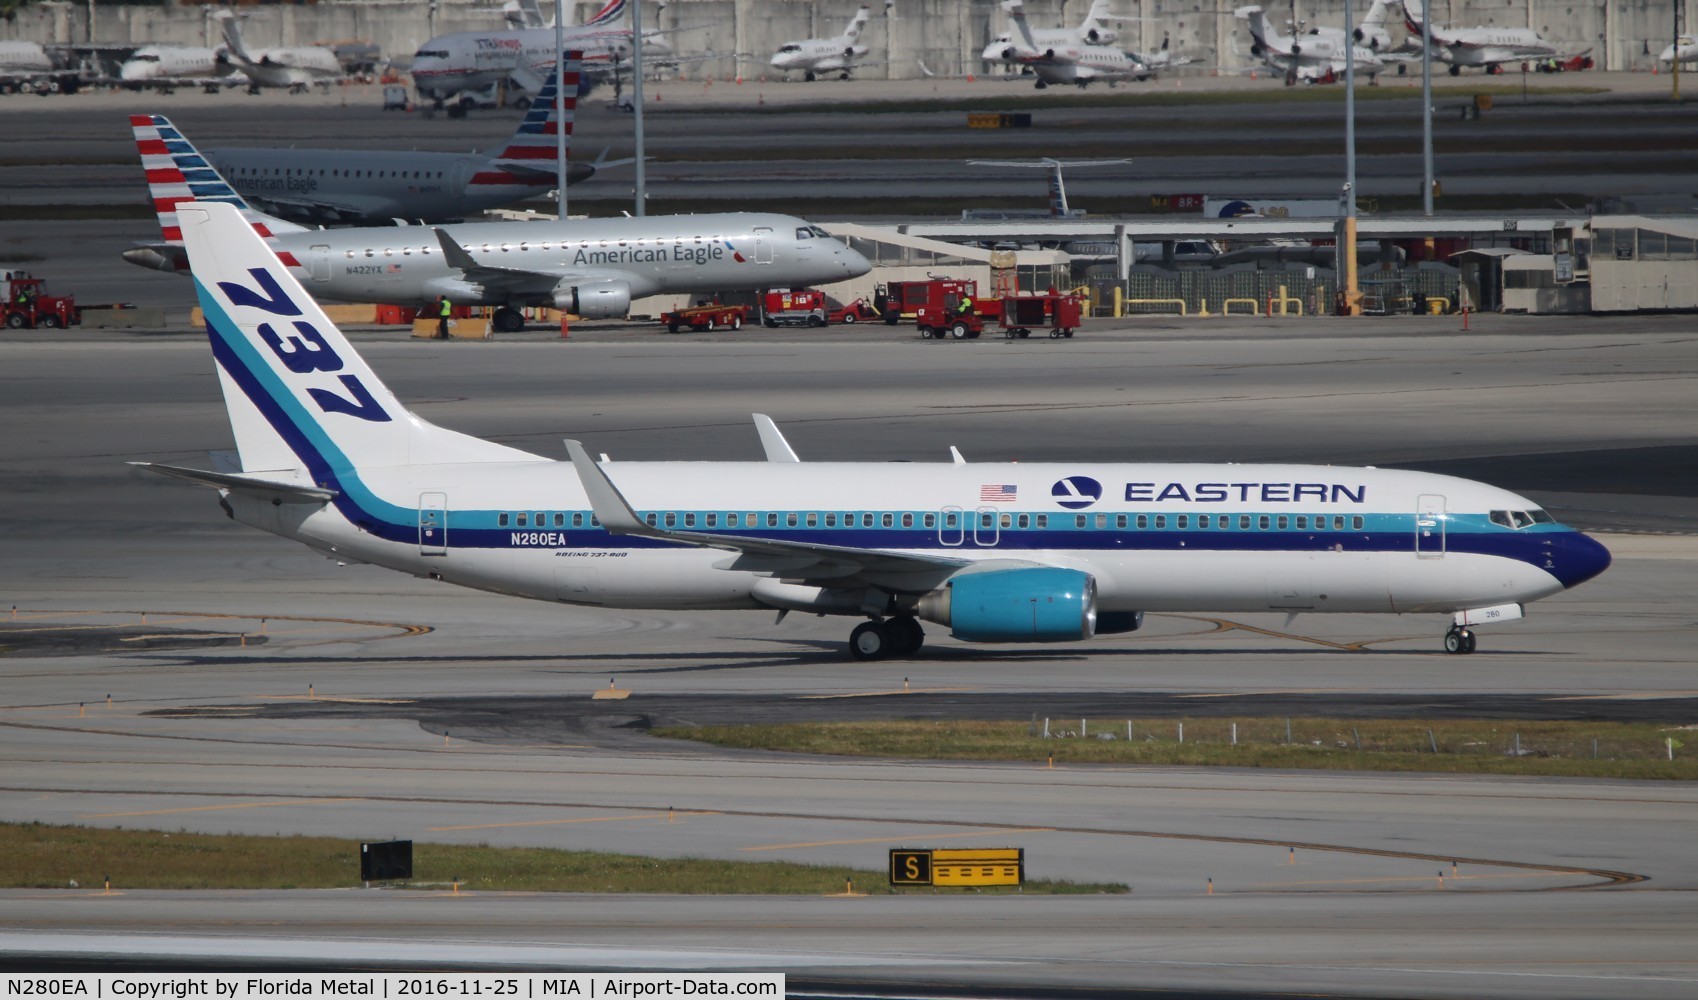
[175,200,542,476]
[127,114,305,273]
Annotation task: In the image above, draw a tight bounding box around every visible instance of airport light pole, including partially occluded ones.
[555,0,567,219]
[632,0,647,216]
[1342,0,1359,316]
[1421,4,1434,215]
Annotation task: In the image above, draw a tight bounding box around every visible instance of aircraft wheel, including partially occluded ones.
[804,71,817,82]
[1443,627,1476,655]
[950,322,970,339]
[849,620,890,661]
[493,307,525,333]
[1448,64,1462,77]
[887,616,925,657]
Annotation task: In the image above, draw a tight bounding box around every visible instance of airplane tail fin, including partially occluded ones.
[129,114,305,270]
[1360,0,1391,29]
[212,10,253,66]
[177,200,541,477]
[1046,163,1068,218]
[583,0,628,27]
[480,55,580,188]
[843,5,871,42]
[1003,1,1042,57]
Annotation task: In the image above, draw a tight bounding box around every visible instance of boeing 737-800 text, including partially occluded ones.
[137,201,1612,660]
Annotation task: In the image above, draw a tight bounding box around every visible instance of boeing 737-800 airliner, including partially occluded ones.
[123,114,869,332]
[136,201,1611,660]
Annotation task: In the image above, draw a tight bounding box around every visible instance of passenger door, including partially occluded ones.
[308,244,331,283]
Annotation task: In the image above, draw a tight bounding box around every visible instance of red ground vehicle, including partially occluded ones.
[761,288,829,327]
[877,278,980,325]
[659,300,751,333]
[998,292,1083,339]
[2,273,80,330]
[827,297,880,324]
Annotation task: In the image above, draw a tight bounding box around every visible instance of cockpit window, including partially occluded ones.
[1490,509,1552,529]
[777,43,801,53]
[414,49,449,59]
[795,227,811,240]
[808,225,831,238]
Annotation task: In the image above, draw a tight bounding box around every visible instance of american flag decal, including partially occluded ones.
[980,484,1018,502]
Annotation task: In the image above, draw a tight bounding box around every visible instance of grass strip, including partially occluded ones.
[653,718,1698,780]
[0,822,1122,894]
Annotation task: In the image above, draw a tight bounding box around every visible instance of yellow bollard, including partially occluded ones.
[1206,877,1213,895]
[845,878,853,895]
[309,683,315,699]
[1047,752,1053,769]
[452,877,459,895]
[104,875,111,895]
[1195,298,1210,318]
[668,805,675,824]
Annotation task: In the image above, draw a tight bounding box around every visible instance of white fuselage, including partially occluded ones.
[203,147,592,224]
[119,45,234,85]
[273,212,870,308]
[0,40,52,76]
[411,26,669,101]
[1029,47,1149,86]
[229,459,1601,619]
[770,39,870,76]
[233,46,343,89]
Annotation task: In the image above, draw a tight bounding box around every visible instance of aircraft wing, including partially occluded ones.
[248,192,400,225]
[431,228,642,299]
[564,439,990,590]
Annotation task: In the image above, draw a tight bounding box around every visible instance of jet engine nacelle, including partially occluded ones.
[554,278,631,319]
[1250,42,1265,57]
[916,567,1097,643]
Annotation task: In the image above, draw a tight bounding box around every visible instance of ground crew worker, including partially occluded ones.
[956,292,974,317]
[435,295,451,339]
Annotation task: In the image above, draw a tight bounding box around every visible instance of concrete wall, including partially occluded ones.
[5,1,1695,77]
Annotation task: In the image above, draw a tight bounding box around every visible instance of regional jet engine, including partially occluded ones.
[555,278,631,319]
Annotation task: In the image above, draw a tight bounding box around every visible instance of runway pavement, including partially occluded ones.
[2,325,1695,997]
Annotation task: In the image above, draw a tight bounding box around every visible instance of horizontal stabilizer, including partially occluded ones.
[129,462,335,504]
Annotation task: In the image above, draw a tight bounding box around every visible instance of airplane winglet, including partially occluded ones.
[753,414,801,463]
[564,439,650,535]
[949,446,966,465]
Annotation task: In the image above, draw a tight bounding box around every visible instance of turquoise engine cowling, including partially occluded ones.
[917,567,1098,643]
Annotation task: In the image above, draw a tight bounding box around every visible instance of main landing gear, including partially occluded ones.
[492,306,526,333]
[848,616,925,661]
[1443,625,1477,655]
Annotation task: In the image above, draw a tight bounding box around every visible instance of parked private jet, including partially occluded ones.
[124,115,869,332]
[1237,5,1383,83]
[981,0,1122,69]
[1402,0,1560,75]
[770,4,878,81]
[214,9,344,94]
[993,1,1150,88]
[118,43,240,91]
[140,200,1612,660]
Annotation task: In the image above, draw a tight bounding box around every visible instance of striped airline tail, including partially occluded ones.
[476,54,580,188]
[583,0,628,27]
[129,114,305,266]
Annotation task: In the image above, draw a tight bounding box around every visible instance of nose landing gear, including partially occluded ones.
[1443,626,1477,654]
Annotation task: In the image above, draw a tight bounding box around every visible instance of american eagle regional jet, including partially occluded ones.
[123,113,868,332]
[139,200,1612,660]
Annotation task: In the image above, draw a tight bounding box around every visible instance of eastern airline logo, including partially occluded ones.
[1051,476,1101,510]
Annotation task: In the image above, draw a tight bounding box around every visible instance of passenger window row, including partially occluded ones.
[494,510,1368,532]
